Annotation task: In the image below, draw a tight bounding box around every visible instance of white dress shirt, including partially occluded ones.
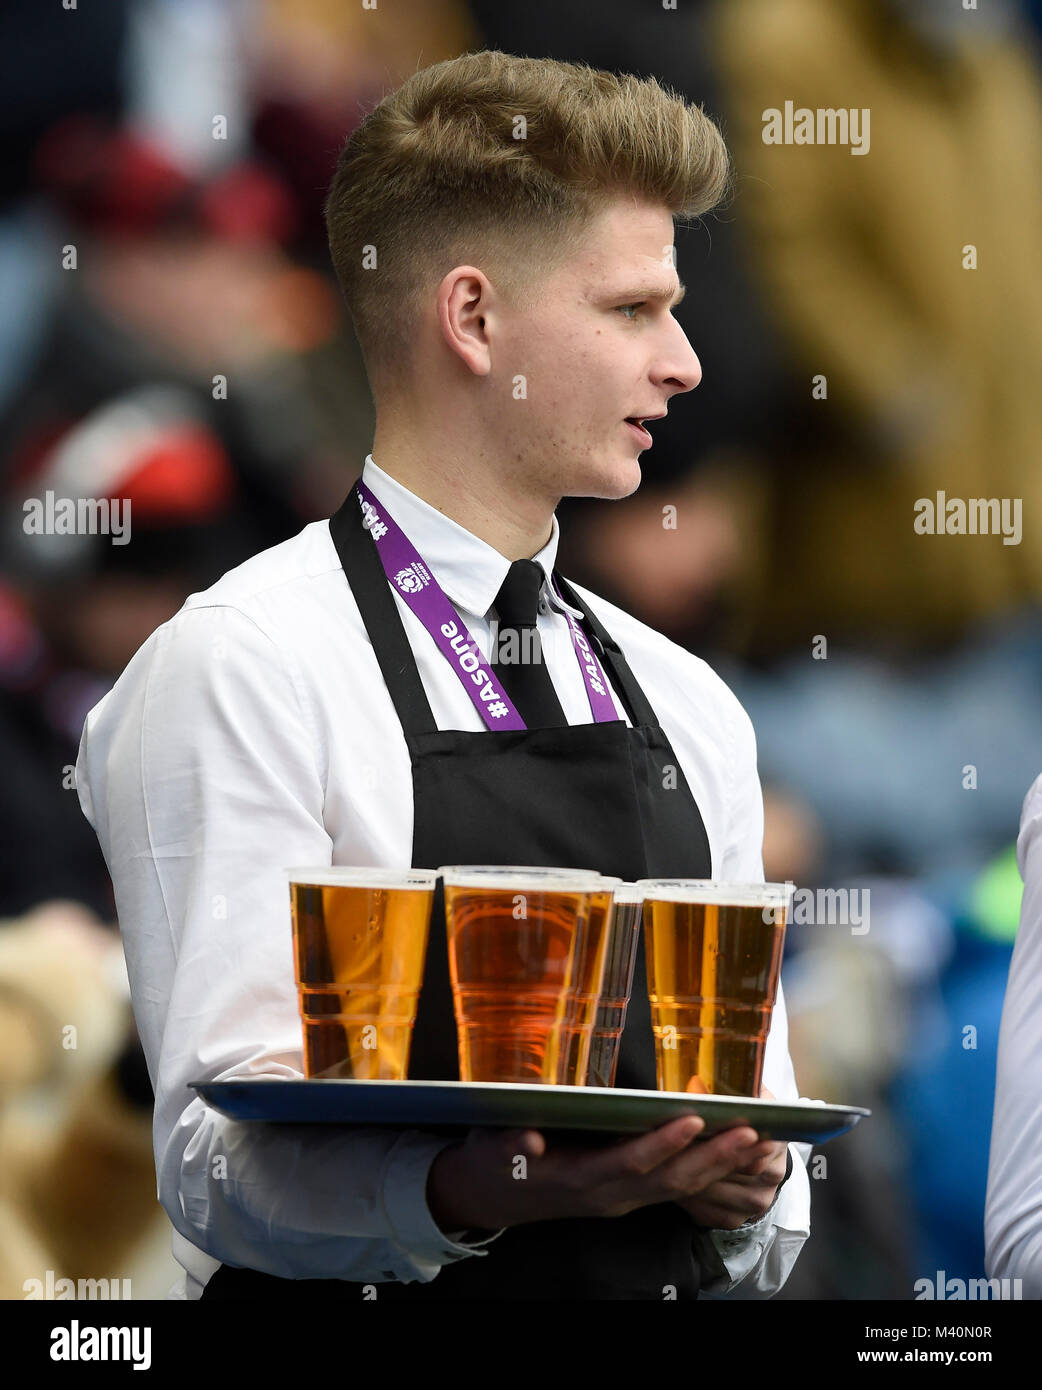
[985,772,1042,1296]
[75,453,811,1300]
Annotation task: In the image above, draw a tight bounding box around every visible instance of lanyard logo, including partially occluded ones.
[394,563,431,594]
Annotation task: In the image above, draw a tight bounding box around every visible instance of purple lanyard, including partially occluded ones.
[355,480,618,731]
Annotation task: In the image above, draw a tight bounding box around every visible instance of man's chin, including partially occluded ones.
[564,460,642,502]
[601,462,643,500]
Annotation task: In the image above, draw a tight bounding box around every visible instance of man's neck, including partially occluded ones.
[369,433,556,561]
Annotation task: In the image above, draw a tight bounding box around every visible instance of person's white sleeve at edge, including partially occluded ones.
[75,603,503,1288]
[984,772,1042,1298]
[693,687,812,1299]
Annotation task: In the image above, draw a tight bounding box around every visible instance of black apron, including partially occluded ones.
[202,485,714,1300]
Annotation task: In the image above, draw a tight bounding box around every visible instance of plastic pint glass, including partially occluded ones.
[557,877,621,1085]
[438,866,603,1084]
[636,879,793,1097]
[287,867,438,1079]
[584,882,645,1088]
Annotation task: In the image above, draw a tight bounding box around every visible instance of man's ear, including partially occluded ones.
[437,265,494,378]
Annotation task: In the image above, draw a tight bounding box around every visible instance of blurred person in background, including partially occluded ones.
[704,0,1042,856]
[985,773,1042,1297]
[1,0,473,1301]
[1,0,477,923]
[709,0,1042,652]
[700,0,1042,892]
[0,397,247,918]
[888,838,1025,1288]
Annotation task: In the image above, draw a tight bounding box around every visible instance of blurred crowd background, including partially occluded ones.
[1,0,1040,1299]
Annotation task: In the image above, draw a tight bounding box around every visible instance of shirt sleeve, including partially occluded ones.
[985,772,1042,1297]
[693,687,813,1297]
[75,601,503,1284]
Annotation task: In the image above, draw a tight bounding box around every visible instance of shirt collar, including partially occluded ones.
[359,454,585,621]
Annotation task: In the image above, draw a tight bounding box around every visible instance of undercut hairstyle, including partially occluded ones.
[324,48,730,396]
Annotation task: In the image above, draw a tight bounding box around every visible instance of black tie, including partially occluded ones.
[488,559,567,728]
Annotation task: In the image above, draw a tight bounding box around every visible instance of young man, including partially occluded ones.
[77,49,811,1301]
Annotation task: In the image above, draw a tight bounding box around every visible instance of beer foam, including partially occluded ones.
[283,867,439,889]
[438,865,607,893]
[635,879,793,907]
[613,882,647,904]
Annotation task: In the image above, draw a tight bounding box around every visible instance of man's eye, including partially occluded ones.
[616,303,645,320]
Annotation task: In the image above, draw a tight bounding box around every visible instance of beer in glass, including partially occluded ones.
[287,867,437,1080]
[636,879,792,1097]
[438,866,602,1084]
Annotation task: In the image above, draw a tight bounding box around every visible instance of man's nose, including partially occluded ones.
[657,322,702,394]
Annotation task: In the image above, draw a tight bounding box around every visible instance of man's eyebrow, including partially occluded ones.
[605,280,686,307]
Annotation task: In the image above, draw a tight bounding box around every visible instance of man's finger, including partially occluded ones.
[581,1115,714,1181]
[729,1145,782,1176]
[658,1127,768,1195]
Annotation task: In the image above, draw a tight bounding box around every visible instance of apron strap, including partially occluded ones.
[552,572,660,730]
[329,482,439,737]
[328,482,661,737]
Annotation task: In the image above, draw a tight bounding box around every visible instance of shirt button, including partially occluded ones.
[538,599,549,615]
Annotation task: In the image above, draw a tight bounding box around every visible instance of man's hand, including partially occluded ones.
[672,1085,789,1231]
[426,1113,774,1235]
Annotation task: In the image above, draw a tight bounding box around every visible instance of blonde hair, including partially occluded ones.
[324,48,730,393]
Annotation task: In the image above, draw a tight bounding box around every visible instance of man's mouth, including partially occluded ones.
[624,418,653,447]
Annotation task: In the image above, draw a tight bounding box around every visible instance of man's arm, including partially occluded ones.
[76,601,500,1284]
